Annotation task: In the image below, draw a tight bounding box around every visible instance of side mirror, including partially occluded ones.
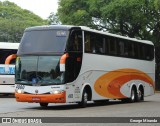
[60,64,65,72]
[60,53,69,72]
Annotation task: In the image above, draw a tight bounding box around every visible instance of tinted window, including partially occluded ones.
[84,32,105,54]
[18,30,69,55]
[67,30,82,52]
[16,56,64,85]
[84,31,154,61]
[108,37,117,55]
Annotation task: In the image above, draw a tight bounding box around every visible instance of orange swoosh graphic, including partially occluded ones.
[94,68,154,99]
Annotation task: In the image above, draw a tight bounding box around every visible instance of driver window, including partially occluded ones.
[68,31,82,52]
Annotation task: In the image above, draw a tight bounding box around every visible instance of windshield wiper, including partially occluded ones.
[38,80,60,86]
[16,79,32,84]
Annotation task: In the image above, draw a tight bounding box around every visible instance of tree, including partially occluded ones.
[58,0,90,26]
[57,0,112,29]
[0,1,47,42]
[101,0,160,45]
[47,12,61,25]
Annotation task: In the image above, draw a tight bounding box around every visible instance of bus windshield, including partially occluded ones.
[18,30,69,55]
[16,56,64,85]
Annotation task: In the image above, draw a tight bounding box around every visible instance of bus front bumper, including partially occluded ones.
[15,92,66,103]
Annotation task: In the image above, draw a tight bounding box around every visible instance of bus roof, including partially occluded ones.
[25,25,154,46]
[80,26,154,45]
[0,42,19,49]
[24,25,79,32]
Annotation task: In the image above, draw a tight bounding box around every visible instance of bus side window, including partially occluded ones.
[139,44,145,60]
[105,37,110,55]
[118,40,125,56]
[103,38,106,54]
[144,45,154,60]
[128,42,135,58]
[108,37,117,55]
[77,34,82,51]
[91,36,96,53]
[85,32,105,54]
[74,33,82,52]
[94,34,104,54]
[85,33,91,53]
[68,31,82,52]
[134,43,139,59]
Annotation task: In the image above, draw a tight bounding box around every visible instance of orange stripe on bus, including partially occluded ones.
[5,54,17,64]
[94,68,154,99]
[60,53,69,64]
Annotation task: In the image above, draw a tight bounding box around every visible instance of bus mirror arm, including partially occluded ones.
[60,53,69,72]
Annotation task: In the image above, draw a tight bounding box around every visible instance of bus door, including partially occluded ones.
[64,30,83,101]
[65,30,83,83]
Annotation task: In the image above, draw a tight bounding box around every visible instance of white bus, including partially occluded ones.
[15,25,155,107]
[0,42,19,94]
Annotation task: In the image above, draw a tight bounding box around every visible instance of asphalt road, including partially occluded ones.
[0,93,160,126]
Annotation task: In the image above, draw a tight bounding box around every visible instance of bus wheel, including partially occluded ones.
[78,89,88,108]
[40,103,48,107]
[129,87,137,103]
[137,87,144,101]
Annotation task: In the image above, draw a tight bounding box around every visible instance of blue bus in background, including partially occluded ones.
[0,42,19,95]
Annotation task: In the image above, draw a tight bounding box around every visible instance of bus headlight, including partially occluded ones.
[17,89,24,94]
[50,90,64,94]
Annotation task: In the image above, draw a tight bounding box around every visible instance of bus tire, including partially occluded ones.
[78,89,88,108]
[137,86,144,102]
[129,87,137,103]
[40,103,48,107]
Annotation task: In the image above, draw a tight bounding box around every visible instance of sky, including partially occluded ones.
[1,0,59,19]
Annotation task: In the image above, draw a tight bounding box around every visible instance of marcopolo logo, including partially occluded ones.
[35,89,38,94]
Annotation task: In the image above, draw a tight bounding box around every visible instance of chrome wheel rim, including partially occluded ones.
[138,90,142,99]
[131,90,135,101]
[84,92,88,103]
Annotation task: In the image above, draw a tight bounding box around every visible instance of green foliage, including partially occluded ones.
[102,0,146,36]
[0,1,47,42]
[57,0,112,29]
[101,0,160,45]
[55,0,160,47]
[57,0,90,26]
[47,12,61,25]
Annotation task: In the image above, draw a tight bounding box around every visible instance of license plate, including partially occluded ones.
[32,97,41,101]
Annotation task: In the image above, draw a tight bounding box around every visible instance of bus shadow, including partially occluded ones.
[28,100,152,111]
